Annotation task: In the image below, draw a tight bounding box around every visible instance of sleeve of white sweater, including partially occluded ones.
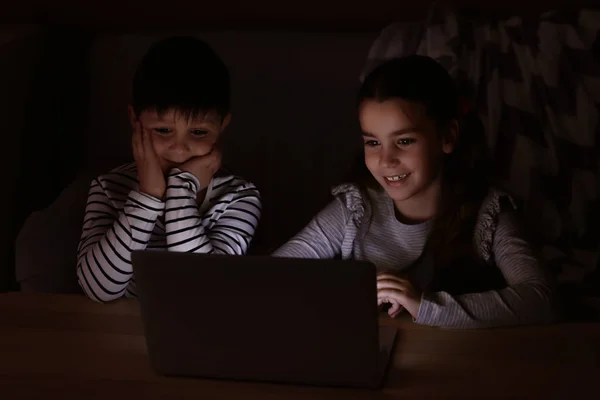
[164,170,261,255]
[416,211,557,329]
[272,198,349,259]
[76,178,164,303]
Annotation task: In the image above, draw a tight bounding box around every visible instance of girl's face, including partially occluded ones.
[359,98,456,207]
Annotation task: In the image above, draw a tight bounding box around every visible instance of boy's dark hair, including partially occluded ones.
[353,55,493,287]
[132,36,230,120]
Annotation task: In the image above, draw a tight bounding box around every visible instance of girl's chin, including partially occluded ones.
[380,183,415,202]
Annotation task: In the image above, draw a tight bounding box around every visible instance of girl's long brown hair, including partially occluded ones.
[350,56,492,282]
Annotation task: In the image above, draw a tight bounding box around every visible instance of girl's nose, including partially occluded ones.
[380,147,400,168]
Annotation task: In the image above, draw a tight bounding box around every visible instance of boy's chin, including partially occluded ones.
[159,159,184,172]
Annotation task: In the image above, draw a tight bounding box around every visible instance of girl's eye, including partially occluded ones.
[364,140,380,147]
[191,130,209,137]
[153,128,170,135]
[398,138,415,146]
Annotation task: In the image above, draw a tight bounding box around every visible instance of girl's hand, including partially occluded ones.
[179,145,222,190]
[377,273,422,319]
[132,122,166,199]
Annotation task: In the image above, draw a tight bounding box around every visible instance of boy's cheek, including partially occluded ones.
[191,143,215,157]
[150,139,167,156]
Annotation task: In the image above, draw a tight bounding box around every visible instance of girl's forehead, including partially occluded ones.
[361,99,427,120]
[359,99,436,134]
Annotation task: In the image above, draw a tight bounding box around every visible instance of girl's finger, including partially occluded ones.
[377,273,409,283]
[377,288,406,302]
[387,301,402,316]
[389,306,404,318]
[376,279,407,291]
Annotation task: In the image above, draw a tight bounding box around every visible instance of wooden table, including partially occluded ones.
[1,293,598,399]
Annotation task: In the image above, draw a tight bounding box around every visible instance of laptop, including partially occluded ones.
[131,251,397,389]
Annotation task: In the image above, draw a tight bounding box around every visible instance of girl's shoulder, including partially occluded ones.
[478,187,519,217]
[331,182,363,200]
[331,183,370,221]
[474,187,520,261]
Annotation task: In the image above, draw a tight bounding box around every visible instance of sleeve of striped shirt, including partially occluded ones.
[416,211,558,329]
[272,198,348,258]
[164,170,261,254]
[76,178,164,303]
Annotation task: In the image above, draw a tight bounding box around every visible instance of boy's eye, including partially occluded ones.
[153,128,171,135]
[364,140,380,147]
[191,130,209,137]
[398,138,415,146]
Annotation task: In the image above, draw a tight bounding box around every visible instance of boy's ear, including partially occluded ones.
[220,113,232,131]
[127,105,137,128]
[442,119,459,154]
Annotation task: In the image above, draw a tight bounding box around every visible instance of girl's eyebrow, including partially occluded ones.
[390,127,420,136]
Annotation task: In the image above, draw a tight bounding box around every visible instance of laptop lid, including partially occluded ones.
[132,251,386,388]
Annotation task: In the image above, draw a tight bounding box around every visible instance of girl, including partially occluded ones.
[273,55,556,329]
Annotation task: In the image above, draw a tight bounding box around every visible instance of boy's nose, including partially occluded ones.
[170,138,191,153]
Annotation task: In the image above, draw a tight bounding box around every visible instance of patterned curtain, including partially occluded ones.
[362,4,600,299]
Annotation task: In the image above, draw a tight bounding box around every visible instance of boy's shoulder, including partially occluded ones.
[94,162,139,192]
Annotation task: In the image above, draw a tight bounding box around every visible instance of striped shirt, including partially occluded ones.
[274,185,556,329]
[76,162,261,303]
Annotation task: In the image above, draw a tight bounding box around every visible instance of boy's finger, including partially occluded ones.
[137,123,146,149]
[210,151,222,167]
[132,126,142,159]
[142,126,155,156]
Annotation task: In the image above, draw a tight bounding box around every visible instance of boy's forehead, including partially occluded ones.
[142,109,220,124]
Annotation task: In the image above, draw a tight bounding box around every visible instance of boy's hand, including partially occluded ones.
[376,273,422,319]
[179,146,222,190]
[132,122,166,199]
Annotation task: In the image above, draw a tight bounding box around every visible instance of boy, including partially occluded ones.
[77,36,261,302]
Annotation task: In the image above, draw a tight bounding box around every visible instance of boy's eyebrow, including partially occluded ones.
[146,115,174,123]
[362,127,420,137]
[145,115,218,126]
[189,119,219,126]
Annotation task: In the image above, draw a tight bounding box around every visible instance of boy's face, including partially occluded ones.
[129,106,231,173]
